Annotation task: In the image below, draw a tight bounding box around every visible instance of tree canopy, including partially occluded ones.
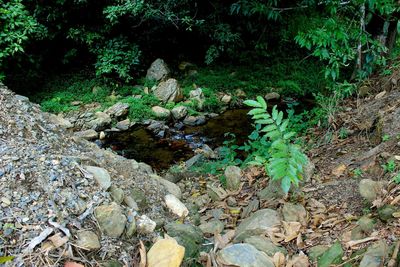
[1,0,399,84]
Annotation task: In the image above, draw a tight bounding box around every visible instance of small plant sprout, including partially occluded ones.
[339,127,348,139]
[393,173,400,184]
[382,160,396,173]
[382,134,390,142]
[353,168,363,178]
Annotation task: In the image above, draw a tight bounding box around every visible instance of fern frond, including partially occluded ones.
[245,96,308,193]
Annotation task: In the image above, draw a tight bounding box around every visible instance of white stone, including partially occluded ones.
[137,215,156,234]
[165,194,189,218]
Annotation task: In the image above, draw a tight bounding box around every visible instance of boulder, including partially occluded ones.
[94,203,127,238]
[221,94,232,104]
[217,243,275,267]
[243,236,287,257]
[105,102,130,118]
[359,240,388,267]
[359,179,383,202]
[171,106,188,120]
[110,186,124,204]
[265,92,280,101]
[116,119,132,131]
[165,222,203,258]
[48,114,73,129]
[153,78,183,103]
[87,112,111,131]
[84,166,111,190]
[199,220,224,235]
[137,215,156,234]
[188,88,205,109]
[152,106,171,119]
[165,194,189,217]
[234,209,281,241]
[146,58,170,82]
[74,129,98,140]
[183,115,206,126]
[282,202,308,226]
[126,220,137,238]
[76,231,101,250]
[224,165,242,191]
[147,238,185,267]
[151,175,181,199]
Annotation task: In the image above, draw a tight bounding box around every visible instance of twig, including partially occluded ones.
[388,241,400,267]
[346,236,379,249]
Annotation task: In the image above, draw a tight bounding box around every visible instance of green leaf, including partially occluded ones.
[318,241,343,267]
[0,256,15,264]
[244,100,262,108]
[283,132,295,140]
[248,108,266,115]
[256,96,267,109]
[281,176,291,193]
[276,111,283,125]
[261,124,277,132]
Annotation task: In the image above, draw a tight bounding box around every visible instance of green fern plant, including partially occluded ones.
[244,96,308,193]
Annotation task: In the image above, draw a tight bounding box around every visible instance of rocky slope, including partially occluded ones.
[0,83,179,266]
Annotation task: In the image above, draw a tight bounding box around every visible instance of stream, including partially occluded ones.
[101,109,253,170]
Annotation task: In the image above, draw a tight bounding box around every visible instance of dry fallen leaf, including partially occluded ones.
[49,233,69,248]
[64,262,84,267]
[139,240,146,267]
[286,252,310,267]
[273,252,286,267]
[147,237,185,267]
[214,230,235,250]
[282,221,302,242]
[331,163,347,177]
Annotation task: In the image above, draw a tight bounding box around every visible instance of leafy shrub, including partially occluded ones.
[244,96,308,193]
[94,37,141,82]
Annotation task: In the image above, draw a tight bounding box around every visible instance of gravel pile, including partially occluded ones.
[0,84,169,266]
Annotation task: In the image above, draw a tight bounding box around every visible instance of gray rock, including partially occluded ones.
[224,165,242,191]
[265,92,281,101]
[258,180,286,200]
[359,179,383,202]
[153,78,183,103]
[151,175,182,199]
[221,94,232,104]
[87,111,112,131]
[126,219,136,238]
[110,186,124,204]
[199,220,224,235]
[130,188,147,209]
[137,215,156,234]
[165,222,203,258]
[243,236,287,257]
[171,106,188,120]
[74,129,98,140]
[357,216,375,233]
[76,230,101,250]
[116,119,131,130]
[188,88,205,109]
[146,58,170,82]
[185,154,204,168]
[359,240,388,267]
[217,243,275,267]
[378,204,397,221]
[183,115,206,126]
[282,202,307,225]
[303,157,315,182]
[123,195,139,210]
[48,114,73,129]
[94,202,127,238]
[234,209,281,241]
[84,166,111,190]
[151,106,171,119]
[105,102,130,118]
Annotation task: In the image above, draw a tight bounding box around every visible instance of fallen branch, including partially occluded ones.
[346,236,379,249]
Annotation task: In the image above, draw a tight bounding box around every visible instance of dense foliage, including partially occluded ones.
[1,0,399,85]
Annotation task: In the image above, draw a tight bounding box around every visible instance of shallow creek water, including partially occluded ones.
[101,109,253,170]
